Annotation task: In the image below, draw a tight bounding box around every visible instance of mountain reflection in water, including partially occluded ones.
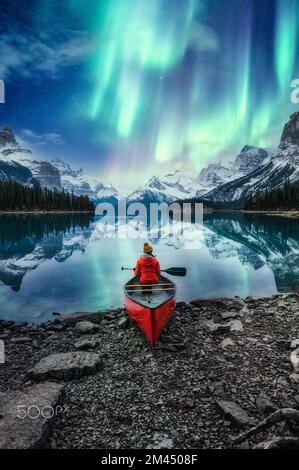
[0,213,298,322]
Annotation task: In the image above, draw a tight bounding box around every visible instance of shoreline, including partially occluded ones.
[0,293,299,449]
[242,210,299,218]
[205,210,299,219]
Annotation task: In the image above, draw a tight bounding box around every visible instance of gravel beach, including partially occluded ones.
[0,293,299,449]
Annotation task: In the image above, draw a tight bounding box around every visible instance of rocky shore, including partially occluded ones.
[0,294,299,449]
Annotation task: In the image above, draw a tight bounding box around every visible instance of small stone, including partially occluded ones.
[0,321,14,328]
[10,336,32,344]
[46,323,65,332]
[291,339,299,350]
[204,321,231,335]
[291,348,299,372]
[256,394,277,414]
[0,334,9,340]
[118,317,129,330]
[290,373,299,384]
[220,312,241,321]
[103,313,115,322]
[74,339,99,351]
[229,320,244,333]
[74,321,100,335]
[272,340,292,350]
[182,398,194,409]
[221,338,235,349]
[147,433,174,449]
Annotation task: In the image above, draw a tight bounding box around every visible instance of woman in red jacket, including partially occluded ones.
[134,243,161,285]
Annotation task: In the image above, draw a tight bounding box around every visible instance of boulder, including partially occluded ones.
[28,352,102,381]
[0,382,64,449]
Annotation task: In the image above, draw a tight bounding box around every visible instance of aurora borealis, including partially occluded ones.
[1,0,299,191]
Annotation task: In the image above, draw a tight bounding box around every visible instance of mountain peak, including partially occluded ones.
[280,112,299,148]
[0,126,18,147]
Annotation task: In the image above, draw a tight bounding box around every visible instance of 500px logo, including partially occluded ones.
[0,80,5,104]
[17,404,69,419]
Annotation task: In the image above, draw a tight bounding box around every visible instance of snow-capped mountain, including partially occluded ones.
[0,160,37,185]
[51,157,120,203]
[234,145,269,174]
[204,113,299,203]
[127,170,201,204]
[195,162,235,196]
[127,145,271,204]
[0,127,61,189]
[0,126,120,203]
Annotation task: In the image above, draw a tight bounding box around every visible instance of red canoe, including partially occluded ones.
[124,275,176,346]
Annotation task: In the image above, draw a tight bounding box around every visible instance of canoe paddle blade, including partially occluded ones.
[162,267,187,277]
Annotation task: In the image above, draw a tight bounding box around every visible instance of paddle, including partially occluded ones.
[121,266,187,277]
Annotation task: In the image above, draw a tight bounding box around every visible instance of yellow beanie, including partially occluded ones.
[144,242,153,254]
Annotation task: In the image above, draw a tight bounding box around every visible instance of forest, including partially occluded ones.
[244,180,299,211]
[0,180,94,212]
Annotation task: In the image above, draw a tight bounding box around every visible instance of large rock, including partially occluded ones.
[0,382,64,449]
[216,399,255,428]
[74,321,100,335]
[28,352,102,381]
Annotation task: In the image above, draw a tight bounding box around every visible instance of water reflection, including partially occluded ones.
[204,213,299,293]
[0,213,298,322]
[0,214,93,291]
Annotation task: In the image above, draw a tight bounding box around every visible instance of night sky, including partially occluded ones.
[0,0,299,192]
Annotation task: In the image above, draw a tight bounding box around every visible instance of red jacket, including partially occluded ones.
[134,255,161,284]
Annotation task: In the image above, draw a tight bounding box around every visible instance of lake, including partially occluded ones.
[0,213,298,323]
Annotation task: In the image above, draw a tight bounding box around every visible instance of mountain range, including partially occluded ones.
[0,112,298,206]
[0,127,119,204]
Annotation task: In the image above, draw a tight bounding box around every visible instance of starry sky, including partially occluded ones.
[0,0,299,192]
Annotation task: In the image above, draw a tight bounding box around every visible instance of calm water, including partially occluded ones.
[0,213,299,323]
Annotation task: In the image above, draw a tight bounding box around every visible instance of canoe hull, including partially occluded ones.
[125,296,176,346]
